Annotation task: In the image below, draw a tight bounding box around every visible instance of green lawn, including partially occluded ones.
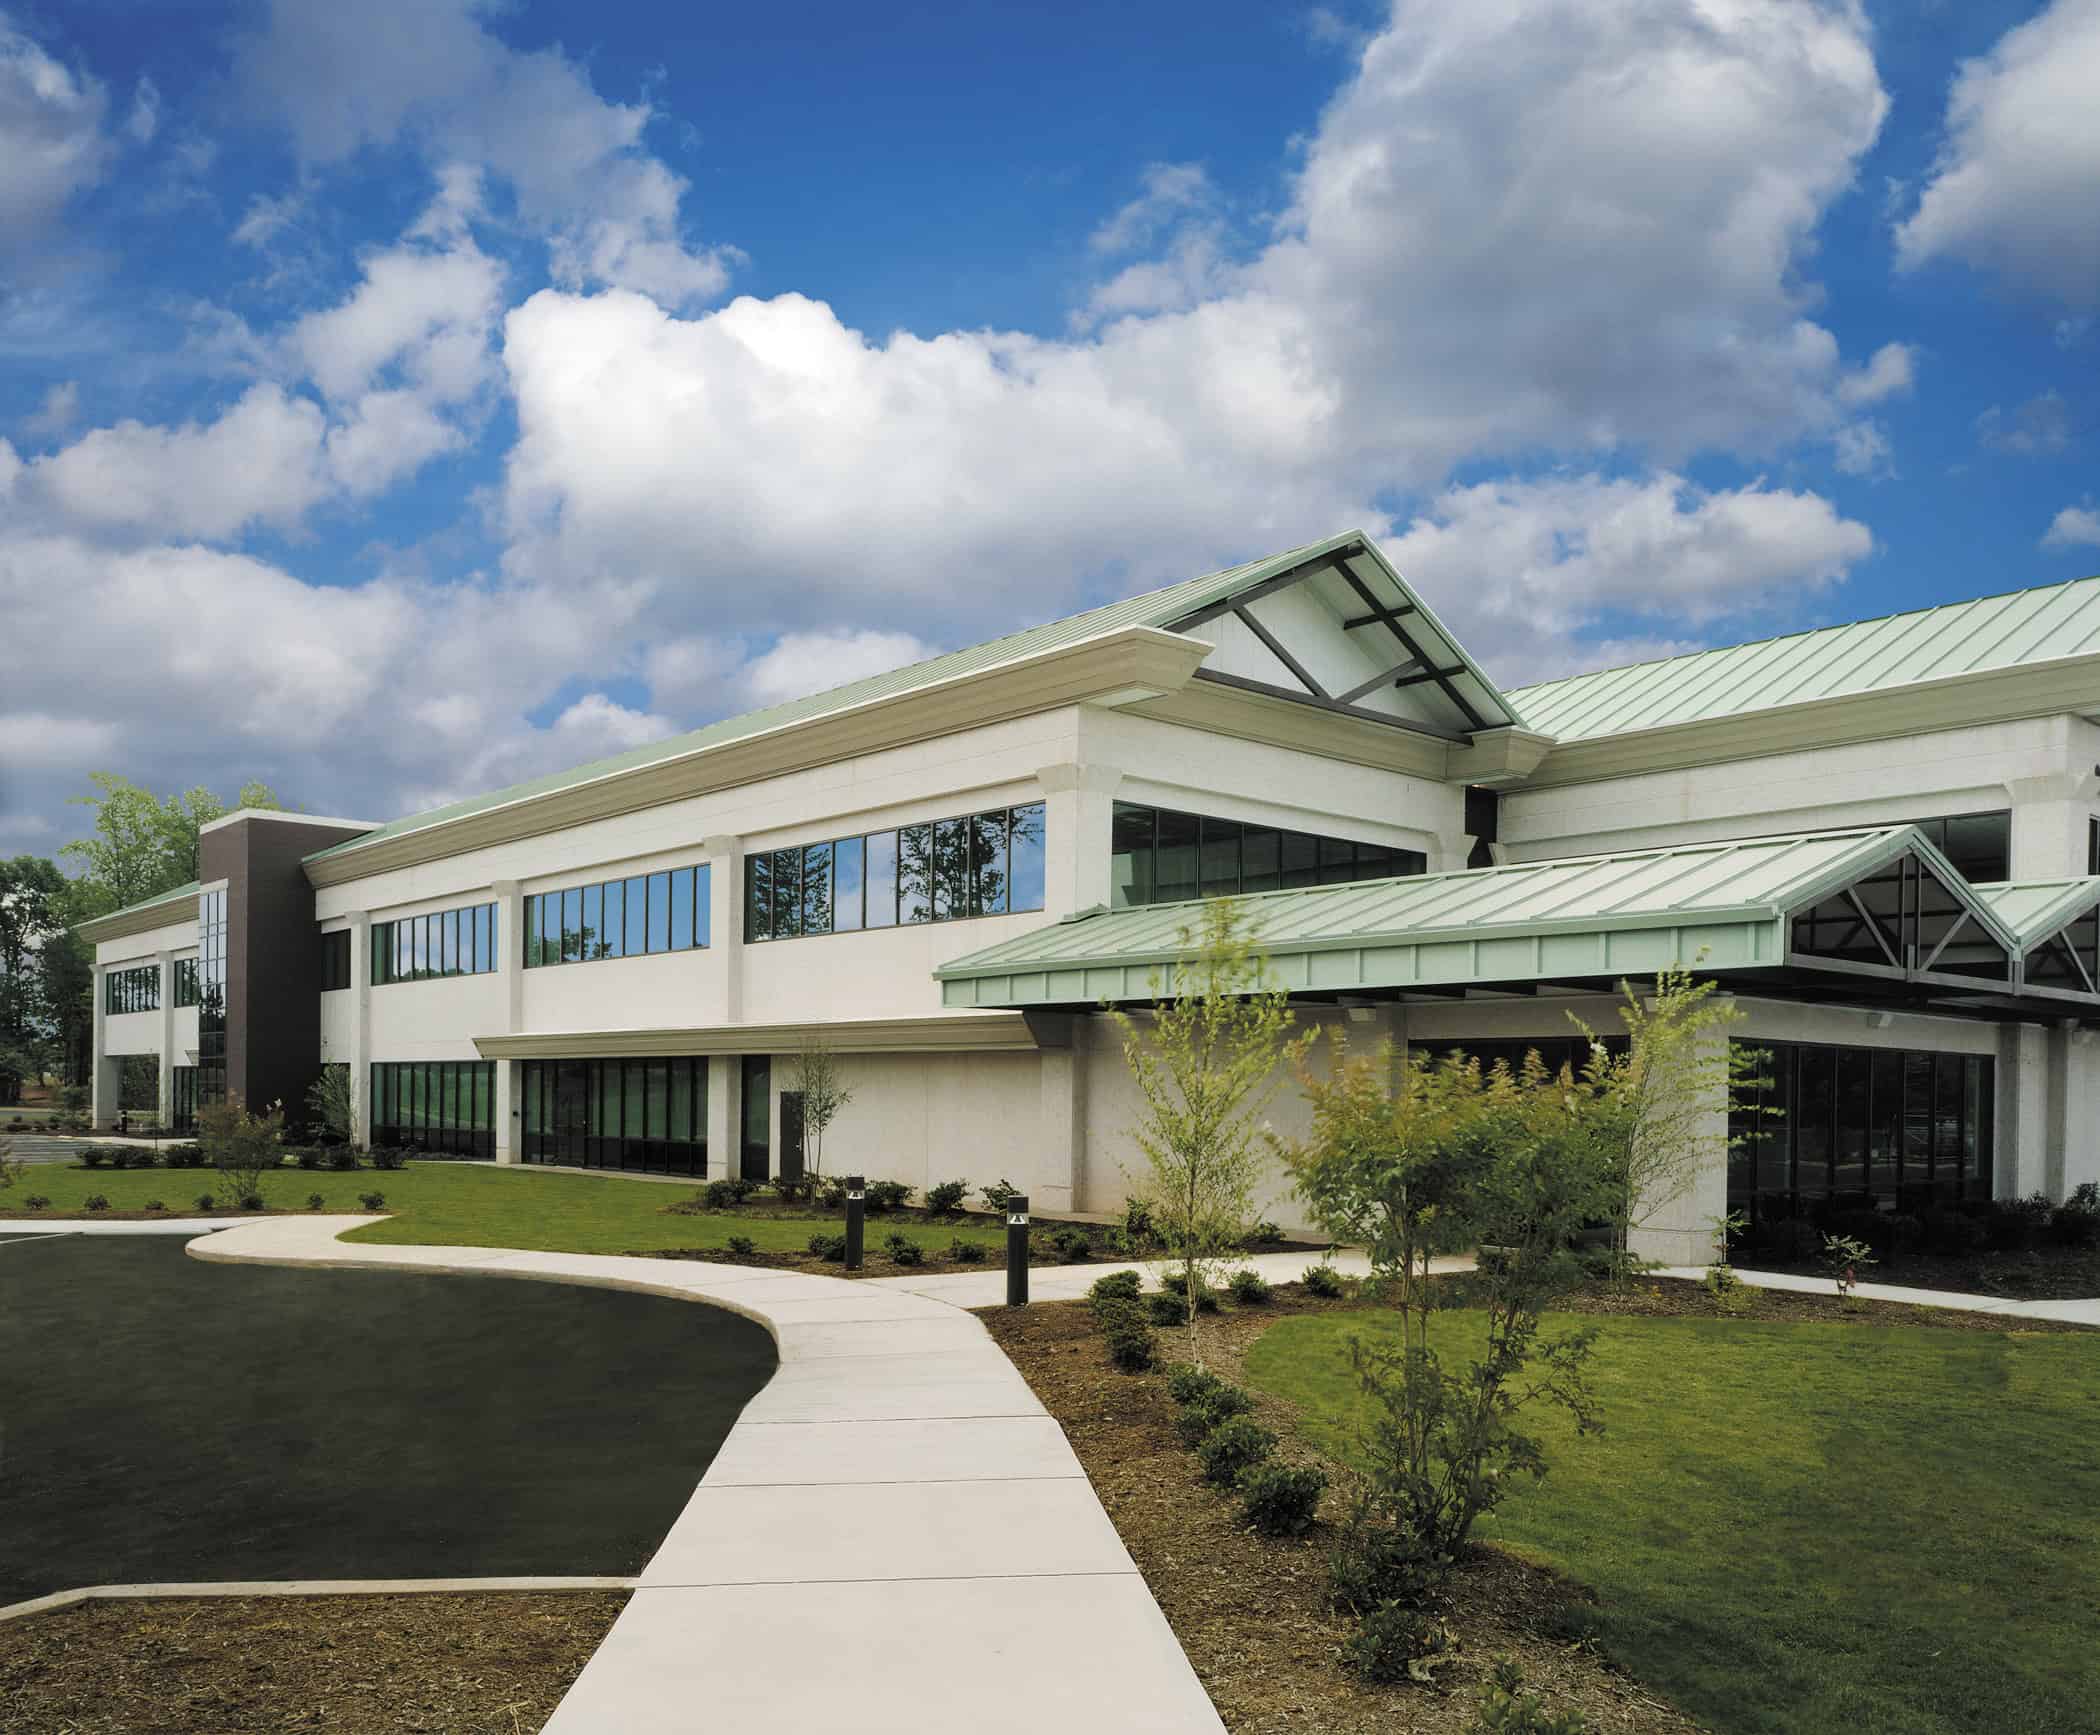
[0,1162,1008,1258]
[1247,1310,2100,1735]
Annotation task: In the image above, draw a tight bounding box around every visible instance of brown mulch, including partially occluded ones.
[1738,1246,2100,1302]
[1496,1271,2097,1332]
[0,1593,625,1734]
[978,1288,1704,1735]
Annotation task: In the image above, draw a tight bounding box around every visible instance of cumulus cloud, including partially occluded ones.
[1977,391,2073,456]
[1090,163,1215,255]
[2043,504,2100,550]
[1836,342,1917,408]
[235,0,732,306]
[1832,420,1894,479]
[21,378,78,439]
[1896,0,2100,308]
[0,13,112,259]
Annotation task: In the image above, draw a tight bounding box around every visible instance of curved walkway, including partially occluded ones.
[191,1216,1226,1735]
[1657,1263,2100,1325]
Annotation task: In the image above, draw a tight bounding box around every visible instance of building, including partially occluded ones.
[78,531,2100,1262]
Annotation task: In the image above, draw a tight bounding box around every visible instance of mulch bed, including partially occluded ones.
[1504,1271,2096,1332]
[1736,1246,2100,1302]
[0,1593,625,1734]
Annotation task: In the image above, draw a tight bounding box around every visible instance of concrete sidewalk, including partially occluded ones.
[1656,1264,2100,1326]
[191,1216,1227,1735]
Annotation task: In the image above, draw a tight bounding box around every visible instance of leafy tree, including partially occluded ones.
[197,1093,284,1205]
[790,1032,854,1184]
[61,773,281,913]
[39,921,95,1089]
[306,1062,355,1144]
[0,856,67,1101]
[1109,898,1314,1360]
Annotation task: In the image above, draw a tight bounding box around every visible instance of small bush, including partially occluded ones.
[2051,1182,2100,1249]
[143,1198,166,1212]
[1986,1192,2054,1253]
[24,1194,49,1210]
[1195,1415,1276,1487]
[79,1146,108,1168]
[979,1178,1023,1212]
[238,1191,265,1211]
[161,1143,204,1168]
[1239,1462,1328,1537]
[1093,1295,1158,1372]
[1089,1269,1144,1305]
[306,1193,326,1211]
[949,1238,987,1263]
[1329,1519,1438,1615]
[1468,1660,1595,1734]
[111,1147,146,1169]
[1888,1211,1925,1254]
[1344,1604,1455,1686]
[326,1146,361,1172]
[1922,1209,1989,1256]
[1301,1263,1345,1298]
[1121,1197,1157,1247]
[1228,1268,1273,1305]
[83,1194,110,1212]
[703,1179,744,1210]
[1164,1362,1228,1408]
[356,1191,387,1211]
[1174,1386,1255,1447]
[925,1179,969,1215]
[775,1175,818,1205]
[808,1232,848,1263]
[1051,1226,1092,1263]
[1757,1216,1822,1262]
[866,1179,912,1214]
[884,1232,925,1267]
[194,1193,215,1211]
[368,1146,408,1172]
[1146,1291,1189,1327]
[1246,1220,1284,1247]
[295,1146,327,1171]
[725,1234,757,1256]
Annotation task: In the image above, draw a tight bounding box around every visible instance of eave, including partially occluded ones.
[474,1013,1042,1060]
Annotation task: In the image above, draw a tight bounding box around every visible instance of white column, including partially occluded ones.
[1036,761,1122,918]
[1030,1013,1087,1215]
[706,1053,737,1181]
[1998,1021,2049,1198]
[90,963,109,1129]
[492,881,521,1163]
[702,836,743,1023]
[156,950,176,1128]
[2007,770,2092,880]
[2046,1021,2076,1199]
[346,911,372,1148]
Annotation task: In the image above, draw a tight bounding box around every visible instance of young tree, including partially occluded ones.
[197,1093,285,1206]
[0,1134,23,1192]
[306,1063,356,1144]
[1109,897,1314,1359]
[1572,963,1758,1278]
[790,1031,855,1186]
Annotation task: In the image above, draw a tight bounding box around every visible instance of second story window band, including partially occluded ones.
[372,903,498,986]
[525,864,710,968]
[105,964,160,1015]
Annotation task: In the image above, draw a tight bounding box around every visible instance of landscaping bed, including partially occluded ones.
[1739,1244,2100,1301]
[0,1592,624,1733]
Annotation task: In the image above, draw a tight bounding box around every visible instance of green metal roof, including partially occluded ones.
[306,531,1519,867]
[1969,877,2100,948]
[1507,573,2100,743]
[936,825,1970,1007]
[77,879,200,931]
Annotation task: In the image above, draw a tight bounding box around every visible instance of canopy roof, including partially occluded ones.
[936,825,2086,1018]
[1972,876,2100,1001]
[1508,572,2100,743]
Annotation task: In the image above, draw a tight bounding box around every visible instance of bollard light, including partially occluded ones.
[845,1175,865,1271]
[1005,1193,1030,1306]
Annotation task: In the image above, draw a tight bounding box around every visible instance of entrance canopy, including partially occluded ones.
[936,826,2100,1022]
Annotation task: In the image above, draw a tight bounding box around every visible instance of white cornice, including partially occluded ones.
[1126,679,1451,780]
[77,897,199,946]
[200,808,379,836]
[473,1013,1041,1059]
[306,627,1213,889]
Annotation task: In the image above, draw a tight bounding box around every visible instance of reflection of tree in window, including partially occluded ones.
[772,848,803,938]
[746,853,772,941]
[969,813,1008,916]
[899,825,933,923]
[932,818,967,918]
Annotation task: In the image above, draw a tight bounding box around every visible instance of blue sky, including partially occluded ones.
[1,0,2096,858]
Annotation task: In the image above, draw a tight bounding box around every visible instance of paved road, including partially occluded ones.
[2,1135,102,1165]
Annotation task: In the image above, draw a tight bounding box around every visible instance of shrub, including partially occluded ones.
[866,1179,912,1213]
[724,1234,757,1256]
[356,1191,386,1211]
[294,1146,327,1171]
[884,1232,925,1267]
[1757,1216,1821,1262]
[1888,1211,1925,1255]
[775,1175,818,1206]
[1089,1269,1144,1305]
[1121,1197,1157,1247]
[1195,1415,1275,1487]
[702,1179,744,1210]
[367,1146,408,1172]
[808,1232,848,1262]
[326,1146,361,1172]
[1239,1462,1328,1536]
[161,1143,204,1168]
[1343,1603,1455,1685]
[1174,1386,1254,1447]
[2051,1182,2100,1249]
[1329,1515,1439,1615]
[1824,1207,1889,1255]
[143,1198,165,1212]
[1301,1263,1345,1298]
[83,1194,110,1212]
[1051,1226,1092,1263]
[1923,1208,1989,1256]
[980,1178,1023,1212]
[1164,1362,1228,1408]
[1468,1660,1595,1734]
[924,1179,969,1215]
[1093,1296,1158,1372]
[238,1192,265,1211]
[1145,1292,1189,1328]
[1986,1192,2054,1253]
[79,1146,108,1168]
[194,1193,215,1211]
[1228,1268,1273,1305]
[24,1194,49,1210]
[1246,1220,1284,1247]
[306,1193,326,1211]
[949,1238,987,1263]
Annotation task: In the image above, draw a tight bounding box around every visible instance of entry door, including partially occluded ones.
[778,1091,806,1184]
[739,1055,771,1181]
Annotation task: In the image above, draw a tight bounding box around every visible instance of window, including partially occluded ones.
[744,802,1048,941]
[1912,810,2011,884]
[172,957,200,1007]
[105,964,160,1015]
[320,929,352,992]
[197,887,226,1108]
[519,1056,708,1176]
[522,866,710,970]
[1728,1038,1994,1219]
[1108,800,1427,909]
[371,1060,497,1159]
[371,903,498,985]
[171,1065,200,1134]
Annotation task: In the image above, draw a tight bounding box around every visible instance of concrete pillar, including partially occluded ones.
[90,963,109,1129]
[1035,762,1122,918]
[346,911,372,1148]
[491,881,522,1162]
[1028,1013,1087,1215]
[702,837,743,1022]
[2046,1021,2075,1200]
[1998,1022,2050,1198]
[706,1053,737,1182]
[156,950,176,1128]
[2007,770,2093,880]
[1626,1024,1730,1269]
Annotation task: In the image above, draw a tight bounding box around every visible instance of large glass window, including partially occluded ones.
[372,902,499,986]
[744,802,1048,941]
[172,957,200,1007]
[1914,811,2011,884]
[1728,1038,1994,1219]
[519,1057,709,1176]
[1108,800,1428,910]
[522,865,711,970]
[171,1065,200,1133]
[320,929,352,992]
[104,964,160,1015]
[370,1060,496,1159]
[197,888,225,1107]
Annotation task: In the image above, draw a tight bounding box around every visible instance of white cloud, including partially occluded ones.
[0,711,119,765]
[0,14,112,257]
[235,0,732,307]
[1832,420,1894,479]
[1089,163,1215,255]
[125,75,158,144]
[1896,0,2100,308]
[2043,503,2100,550]
[1836,342,1917,408]
[740,630,941,708]
[21,378,78,438]
[1977,391,2073,456]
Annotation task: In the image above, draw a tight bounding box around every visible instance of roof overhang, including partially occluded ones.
[75,883,200,947]
[474,1013,1044,1061]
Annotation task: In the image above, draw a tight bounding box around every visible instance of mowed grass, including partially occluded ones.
[0,1161,1009,1258]
[1247,1309,2100,1735]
